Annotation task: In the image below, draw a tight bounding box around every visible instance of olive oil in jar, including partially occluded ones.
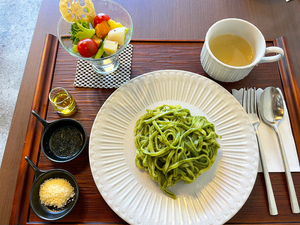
[49,87,76,116]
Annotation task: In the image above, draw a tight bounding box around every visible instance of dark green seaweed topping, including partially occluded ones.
[49,126,83,158]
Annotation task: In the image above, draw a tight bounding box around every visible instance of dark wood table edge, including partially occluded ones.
[275,38,300,159]
[9,34,58,225]
[7,35,300,225]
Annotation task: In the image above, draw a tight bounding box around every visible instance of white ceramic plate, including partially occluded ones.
[89,70,258,225]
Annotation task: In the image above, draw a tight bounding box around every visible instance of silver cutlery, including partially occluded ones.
[243,88,278,215]
[259,87,300,214]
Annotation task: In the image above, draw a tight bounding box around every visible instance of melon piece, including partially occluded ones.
[107,27,126,46]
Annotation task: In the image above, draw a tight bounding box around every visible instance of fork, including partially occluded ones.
[243,88,278,216]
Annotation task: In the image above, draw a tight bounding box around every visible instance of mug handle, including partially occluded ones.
[259,47,284,64]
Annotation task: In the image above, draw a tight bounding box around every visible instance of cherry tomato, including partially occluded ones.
[94,13,110,27]
[77,38,98,57]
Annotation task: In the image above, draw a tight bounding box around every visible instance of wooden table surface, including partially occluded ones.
[1,0,300,224]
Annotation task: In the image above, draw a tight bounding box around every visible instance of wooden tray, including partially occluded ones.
[10,35,300,224]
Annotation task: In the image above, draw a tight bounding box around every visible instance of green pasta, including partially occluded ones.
[134,105,220,199]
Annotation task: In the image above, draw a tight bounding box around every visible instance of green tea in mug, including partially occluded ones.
[209,34,255,67]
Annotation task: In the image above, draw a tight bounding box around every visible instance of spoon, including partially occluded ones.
[259,87,300,214]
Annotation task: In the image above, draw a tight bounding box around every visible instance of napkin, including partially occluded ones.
[232,88,300,172]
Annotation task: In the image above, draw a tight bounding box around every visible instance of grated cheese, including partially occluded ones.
[39,178,75,208]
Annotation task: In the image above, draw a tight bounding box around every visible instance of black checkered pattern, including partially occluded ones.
[74,44,133,89]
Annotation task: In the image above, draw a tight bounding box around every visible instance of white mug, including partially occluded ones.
[200,18,284,82]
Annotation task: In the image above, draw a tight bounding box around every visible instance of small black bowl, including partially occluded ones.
[32,110,87,163]
[25,156,79,220]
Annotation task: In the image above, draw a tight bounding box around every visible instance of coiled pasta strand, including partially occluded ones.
[134,105,220,199]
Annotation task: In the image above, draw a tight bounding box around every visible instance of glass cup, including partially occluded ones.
[49,87,76,116]
[200,18,284,82]
[57,0,133,75]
